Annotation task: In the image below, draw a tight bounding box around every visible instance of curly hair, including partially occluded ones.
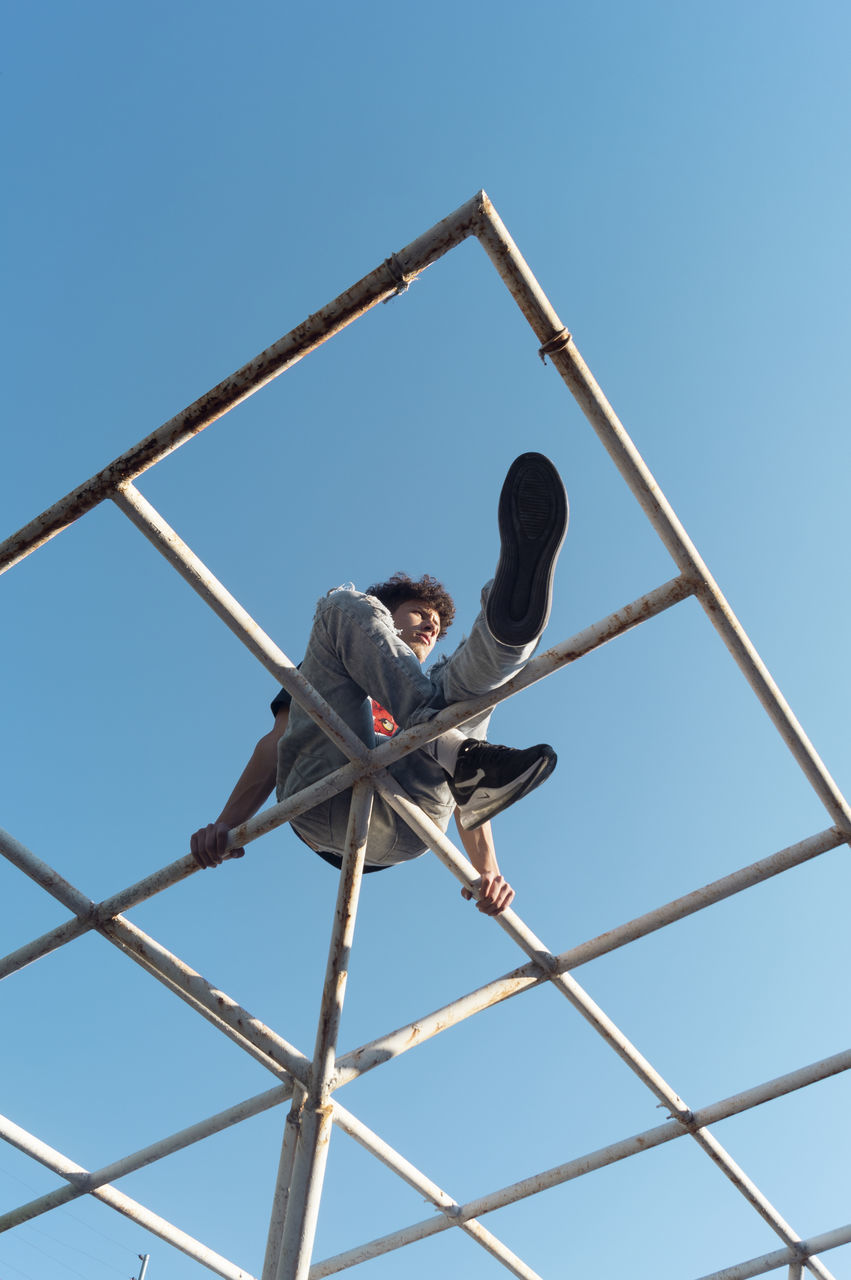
[366,572,455,637]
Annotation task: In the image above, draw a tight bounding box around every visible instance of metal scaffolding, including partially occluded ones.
[1,192,848,1280]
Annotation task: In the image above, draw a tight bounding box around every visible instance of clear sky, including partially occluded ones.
[2,3,850,1279]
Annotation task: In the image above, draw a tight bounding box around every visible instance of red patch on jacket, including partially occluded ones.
[371,699,398,738]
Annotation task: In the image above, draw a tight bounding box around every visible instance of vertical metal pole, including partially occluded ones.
[273,783,373,1280]
[261,1085,306,1280]
[135,1254,150,1280]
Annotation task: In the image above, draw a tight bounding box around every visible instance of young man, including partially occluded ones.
[190,453,568,916]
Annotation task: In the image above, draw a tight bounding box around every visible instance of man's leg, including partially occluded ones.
[433,453,569,829]
[282,452,568,851]
[436,453,569,706]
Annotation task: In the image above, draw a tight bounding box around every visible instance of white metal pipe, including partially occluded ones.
[691,1126,832,1279]
[112,482,372,763]
[275,785,372,1280]
[691,1224,851,1280]
[332,1101,544,1280]
[0,1113,257,1280]
[275,1104,334,1280]
[262,1087,307,1280]
[0,1084,290,1230]
[0,826,95,918]
[309,785,373,1093]
[106,913,310,1083]
[0,914,91,981]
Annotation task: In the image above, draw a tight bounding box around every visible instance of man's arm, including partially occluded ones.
[190,707,290,869]
[454,812,515,916]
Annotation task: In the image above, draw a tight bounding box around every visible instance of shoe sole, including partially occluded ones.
[458,746,557,830]
[486,453,568,646]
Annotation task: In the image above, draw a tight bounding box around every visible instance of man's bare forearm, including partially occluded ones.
[454,812,515,915]
[216,730,278,827]
[456,817,500,878]
[191,708,289,868]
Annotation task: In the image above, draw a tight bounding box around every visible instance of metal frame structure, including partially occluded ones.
[1,191,849,1280]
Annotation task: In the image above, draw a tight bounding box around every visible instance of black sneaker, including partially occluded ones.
[486,452,568,646]
[448,739,557,830]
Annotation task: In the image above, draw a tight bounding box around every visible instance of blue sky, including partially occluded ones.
[2,3,850,1279]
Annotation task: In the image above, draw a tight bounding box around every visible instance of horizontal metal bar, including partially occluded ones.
[0,193,486,578]
[311,1048,851,1276]
[0,1113,257,1280]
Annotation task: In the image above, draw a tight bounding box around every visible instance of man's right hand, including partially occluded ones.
[190,822,244,869]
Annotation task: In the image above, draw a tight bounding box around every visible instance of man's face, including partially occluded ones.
[391,598,441,663]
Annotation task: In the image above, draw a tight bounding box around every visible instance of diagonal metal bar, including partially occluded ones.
[112,481,373,762]
[332,1101,543,1280]
[0,1113,256,1280]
